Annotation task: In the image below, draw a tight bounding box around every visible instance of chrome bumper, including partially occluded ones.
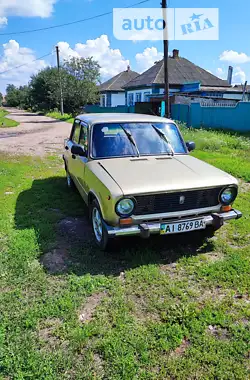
[106,209,242,238]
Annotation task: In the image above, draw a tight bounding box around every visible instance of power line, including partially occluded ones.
[0,0,150,36]
[0,52,52,76]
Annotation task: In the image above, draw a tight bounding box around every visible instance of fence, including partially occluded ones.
[171,102,250,132]
[84,105,135,113]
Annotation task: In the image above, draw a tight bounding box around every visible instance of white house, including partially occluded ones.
[99,66,139,107]
[123,50,234,105]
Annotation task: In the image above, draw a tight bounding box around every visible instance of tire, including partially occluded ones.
[90,200,109,250]
[66,170,76,190]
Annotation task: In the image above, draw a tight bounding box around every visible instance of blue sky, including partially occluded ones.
[0,0,249,92]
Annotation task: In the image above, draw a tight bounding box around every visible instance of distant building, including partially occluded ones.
[123,49,234,106]
[99,66,139,107]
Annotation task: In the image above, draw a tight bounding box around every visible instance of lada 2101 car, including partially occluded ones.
[63,113,242,250]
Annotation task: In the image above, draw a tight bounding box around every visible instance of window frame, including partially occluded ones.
[70,119,81,143]
[143,92,150,102]
[79,121,89,154]
[101,94,106,107]
[128,93,134,106]
[90,122,188,160]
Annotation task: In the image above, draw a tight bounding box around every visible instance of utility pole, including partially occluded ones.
[161,0,170,118]
[56,46,64,115]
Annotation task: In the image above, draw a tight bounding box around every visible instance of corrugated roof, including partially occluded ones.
[124,57,230,89]
[201,86,242,93]
[99,69,139,92]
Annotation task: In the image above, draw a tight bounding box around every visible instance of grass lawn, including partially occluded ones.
[0,108,19,128]
[0,128,249,379]
[46,111,74,124]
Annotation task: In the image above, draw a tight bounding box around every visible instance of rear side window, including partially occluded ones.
[71,120,81,144]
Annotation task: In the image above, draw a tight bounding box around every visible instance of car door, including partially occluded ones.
[73,121,89,201]
[65,119,81,183]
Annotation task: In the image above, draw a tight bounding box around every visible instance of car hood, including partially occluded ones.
[97,155,238,195]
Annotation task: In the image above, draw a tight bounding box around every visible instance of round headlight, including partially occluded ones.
[116,198,135,216]
[220,186,237,205]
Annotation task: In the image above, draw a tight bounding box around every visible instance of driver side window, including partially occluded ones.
[79,122,88,153]
[71,119,81,144]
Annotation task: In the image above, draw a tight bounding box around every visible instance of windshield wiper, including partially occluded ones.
[151,125,175,156]
[119,124,140,157]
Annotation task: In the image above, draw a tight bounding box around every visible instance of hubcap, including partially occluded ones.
[92,207,103,243]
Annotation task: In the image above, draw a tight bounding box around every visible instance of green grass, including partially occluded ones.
[0,108,19,128]
[46,111,74,124]
[179,124,250,182]
[0,129,249,379]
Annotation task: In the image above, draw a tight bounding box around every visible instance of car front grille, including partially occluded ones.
[133,187,223,216]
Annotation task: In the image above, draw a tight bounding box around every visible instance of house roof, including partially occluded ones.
[99,68,139,92]
[200,86,244,93]
[124,56,230,89]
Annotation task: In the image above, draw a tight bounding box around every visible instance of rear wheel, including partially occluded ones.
[91,200,109,250]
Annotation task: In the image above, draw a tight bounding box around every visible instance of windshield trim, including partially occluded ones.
[90,121,188,160]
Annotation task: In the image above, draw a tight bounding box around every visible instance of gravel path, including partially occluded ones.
[0,108,72,156]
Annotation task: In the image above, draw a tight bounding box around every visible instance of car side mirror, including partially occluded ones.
[186,141,196,152]
[71,145,86,157]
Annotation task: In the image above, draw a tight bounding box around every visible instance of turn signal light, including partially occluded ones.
[221,205,232,212]
[120,218,132,226]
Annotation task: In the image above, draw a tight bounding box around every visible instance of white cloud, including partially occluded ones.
[0,40,48,92]
[216,67,225,79]
[135,47,163,73]
[0,16,7,28]
[0,0,57,25]
[57,42,79,60]
[219,50,250,64]
[57,35,129,79]
[232,67,246,84]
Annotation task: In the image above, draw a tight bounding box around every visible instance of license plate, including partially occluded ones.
[160,218,206,235]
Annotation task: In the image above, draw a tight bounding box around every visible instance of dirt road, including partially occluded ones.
[0,108,72,156]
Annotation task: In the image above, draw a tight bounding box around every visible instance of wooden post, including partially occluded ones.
[161,0,170,118]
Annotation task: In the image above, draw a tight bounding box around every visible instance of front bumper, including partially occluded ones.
[105,209,242,238]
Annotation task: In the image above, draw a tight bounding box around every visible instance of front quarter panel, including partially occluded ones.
[85,161,124,225]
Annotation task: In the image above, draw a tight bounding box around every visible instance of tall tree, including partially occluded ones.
[5,85,21,107]
[5,56,101,113]
[29,67,63,111]
[62,56,100,113]
[0,92,3,106]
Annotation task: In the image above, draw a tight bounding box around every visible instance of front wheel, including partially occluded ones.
[91,200,109,250]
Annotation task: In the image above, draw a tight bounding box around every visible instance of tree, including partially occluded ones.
[0,92,3,106]
[5,84,21,107]
[4,56,101,114]
[62,57,100,113]
[29,67,63,111]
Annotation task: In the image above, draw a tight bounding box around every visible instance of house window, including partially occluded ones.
[128,93,134,106]
[101,95,106,107]
[136,93,142,103]
[107,93,112,107]
[143,92,150,102]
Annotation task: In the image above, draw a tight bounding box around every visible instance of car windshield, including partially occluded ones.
[91,122,187,159]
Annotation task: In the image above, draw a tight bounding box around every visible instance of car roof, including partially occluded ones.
[75,113,173,125]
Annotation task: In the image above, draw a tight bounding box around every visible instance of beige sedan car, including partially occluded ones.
[63,113,242,249]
